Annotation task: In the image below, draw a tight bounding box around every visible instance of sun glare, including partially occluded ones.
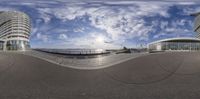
[95,36,104,43]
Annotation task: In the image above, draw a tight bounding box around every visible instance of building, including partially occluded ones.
[148,37,200,52]
[0,11,31,51]
[191,12,200,38]
[148,12,200,52]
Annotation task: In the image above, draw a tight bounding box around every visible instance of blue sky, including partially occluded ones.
[1,0,200,49]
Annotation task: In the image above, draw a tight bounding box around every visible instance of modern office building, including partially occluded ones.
[0,11,31,51]
[191,12,200,38]
[148,37,200,52]
[148,12,200,52]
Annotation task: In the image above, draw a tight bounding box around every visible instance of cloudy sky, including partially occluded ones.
[1,0,200,49]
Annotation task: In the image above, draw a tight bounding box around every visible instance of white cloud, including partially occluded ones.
[182,6,200,15]
[177,2,196,5]
[160,21,169,29]
[30,1,198,48]
[73,27,85,33]
[31,27,38,35]
[58,34,68,40]
[153,33,167,39]
[0,7,17,12]
[37,8,52,23]
[36,32,49,42]
[153,18,193,39]
[93,1,198,6]
[37,2,170,42]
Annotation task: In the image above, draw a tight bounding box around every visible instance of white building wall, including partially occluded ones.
[0,11,31,51]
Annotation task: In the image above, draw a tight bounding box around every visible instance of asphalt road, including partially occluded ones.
[0,52,200,99]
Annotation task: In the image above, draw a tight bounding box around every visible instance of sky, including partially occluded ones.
[1,0,200,49]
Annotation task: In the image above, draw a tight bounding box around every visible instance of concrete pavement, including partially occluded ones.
[21,50,147,69]
[0,52,200,98]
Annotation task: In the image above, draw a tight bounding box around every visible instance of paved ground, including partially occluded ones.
[0,52,200,98]
[22,50,146,69]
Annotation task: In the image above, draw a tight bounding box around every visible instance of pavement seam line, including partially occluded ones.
[20,51,147,70]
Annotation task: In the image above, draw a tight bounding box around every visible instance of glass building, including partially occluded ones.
[191,12,200,38]
[0,11,31,51]
[148,38,200,52]
[148,13,200,52]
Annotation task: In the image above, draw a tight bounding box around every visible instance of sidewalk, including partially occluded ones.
[21,50,147,70]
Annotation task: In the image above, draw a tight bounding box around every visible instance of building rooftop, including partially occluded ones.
[148,37,200,45]
[190,12,200,16]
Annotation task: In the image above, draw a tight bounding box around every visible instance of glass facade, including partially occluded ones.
[6,40,30,50]
[194,14,200,38]
[161,42,200,51]
[0,41,4,50]
[148,38,200,52]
